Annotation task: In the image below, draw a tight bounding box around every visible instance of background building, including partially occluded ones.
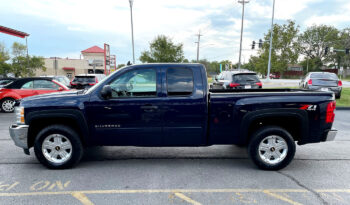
[36,45,110,79]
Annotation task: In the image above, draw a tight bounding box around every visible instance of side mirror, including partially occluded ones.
[58,87,64,91]
[214,75,218,81]
[101,85,112,99]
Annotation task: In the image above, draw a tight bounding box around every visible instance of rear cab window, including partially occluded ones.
[166,68,194,96]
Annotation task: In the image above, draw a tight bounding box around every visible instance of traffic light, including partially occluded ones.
[325,47,329,55]
[252,41,255,49]
[346,48,349,55]
[258,39,263,48]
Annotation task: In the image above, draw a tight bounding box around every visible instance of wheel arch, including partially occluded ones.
[26,109,89,148]
[239,108,309,145]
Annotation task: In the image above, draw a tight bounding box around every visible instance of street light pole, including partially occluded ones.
[129,0,135,64]
[267,0,275,80]
[237,0,249,70]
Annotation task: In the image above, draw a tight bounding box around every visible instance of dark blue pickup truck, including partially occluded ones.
[9,64,337,170]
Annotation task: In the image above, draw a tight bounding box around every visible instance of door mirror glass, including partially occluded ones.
[101,85,112,99]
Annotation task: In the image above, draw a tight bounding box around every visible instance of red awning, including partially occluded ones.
[0,25,29,38]
[63,67,75,70]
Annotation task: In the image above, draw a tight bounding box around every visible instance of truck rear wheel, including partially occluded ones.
[34,125,83,169]
[248,126,296,170]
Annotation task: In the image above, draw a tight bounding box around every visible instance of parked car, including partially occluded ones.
[10,64,337,170]
[269,73,281,79]
[41,76,71,88]
[300,72,342,98]
[0,77,16,88]
[0,77,69,113]
[211,70,262,89]
[70,74,106,89]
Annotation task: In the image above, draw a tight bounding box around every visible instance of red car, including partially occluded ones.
[0,77,69,112]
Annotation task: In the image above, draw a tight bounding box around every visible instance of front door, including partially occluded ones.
[87,67,163,146]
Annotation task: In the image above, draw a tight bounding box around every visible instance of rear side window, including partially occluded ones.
[167,68,193,96]
[233,74,259,83]
[34,80,59,90]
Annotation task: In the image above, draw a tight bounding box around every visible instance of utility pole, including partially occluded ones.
[237,0,249,69]
[129,0,135,64]
[267,0,276,80]
[195,31,202,62]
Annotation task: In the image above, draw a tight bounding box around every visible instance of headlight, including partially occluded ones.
[15,106,25,124]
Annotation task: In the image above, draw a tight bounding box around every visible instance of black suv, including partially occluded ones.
[211,70,262,89]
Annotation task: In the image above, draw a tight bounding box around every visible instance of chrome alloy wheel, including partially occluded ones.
[258,135,288,165]
[42,134,73,164]
[2,99,15,112]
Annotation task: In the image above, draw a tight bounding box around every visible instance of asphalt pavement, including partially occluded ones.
[0,111,349,205]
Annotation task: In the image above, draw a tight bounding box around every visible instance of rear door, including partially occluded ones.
[161,66,207,146]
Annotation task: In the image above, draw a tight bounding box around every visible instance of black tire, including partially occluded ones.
[248,126,296,170]
[1,97,16,113]
[34,125,84,169]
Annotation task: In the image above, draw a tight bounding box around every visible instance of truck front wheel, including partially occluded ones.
[248,126,296,170]
[34,125,84,169]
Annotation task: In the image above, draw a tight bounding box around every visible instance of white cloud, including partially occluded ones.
[1,0,348,63]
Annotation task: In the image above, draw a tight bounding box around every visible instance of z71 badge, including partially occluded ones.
[300,104,317,111]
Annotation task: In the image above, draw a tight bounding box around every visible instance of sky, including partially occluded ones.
[1,0,350,65]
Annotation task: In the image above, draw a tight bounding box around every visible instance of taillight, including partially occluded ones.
[96,77,98,83]
[229,83,240,88]
[338,80,342,86]
[89,83,96,86]
[256,82,262,87]
[325,101,336,123]
[308,79,312,85]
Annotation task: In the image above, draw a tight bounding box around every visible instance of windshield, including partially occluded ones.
[85,68,124,94]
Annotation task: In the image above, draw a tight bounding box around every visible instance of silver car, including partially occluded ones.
[300,72,342,98]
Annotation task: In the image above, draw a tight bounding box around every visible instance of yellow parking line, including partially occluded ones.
[263,190,303,205]
[0,188,350,197]
[71,192,94,205]
[174,193,202,205]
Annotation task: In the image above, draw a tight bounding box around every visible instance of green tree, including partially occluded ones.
[11,42,46,77]
[140,35,185,63]
[250,20,301,75]
[299,25,340,70]
[0,43,12,76]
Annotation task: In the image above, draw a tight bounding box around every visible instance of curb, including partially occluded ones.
[336,107,350,110]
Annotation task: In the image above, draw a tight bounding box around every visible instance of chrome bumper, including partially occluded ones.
[326,129,337,141]
[9,124,29,149]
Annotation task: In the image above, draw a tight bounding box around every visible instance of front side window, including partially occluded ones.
[34,80,59,90]
[109,68,157,98]
[167,68,193,96]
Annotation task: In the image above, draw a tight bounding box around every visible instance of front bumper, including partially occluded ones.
[326,129,337,141]
[9,124,29,149]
